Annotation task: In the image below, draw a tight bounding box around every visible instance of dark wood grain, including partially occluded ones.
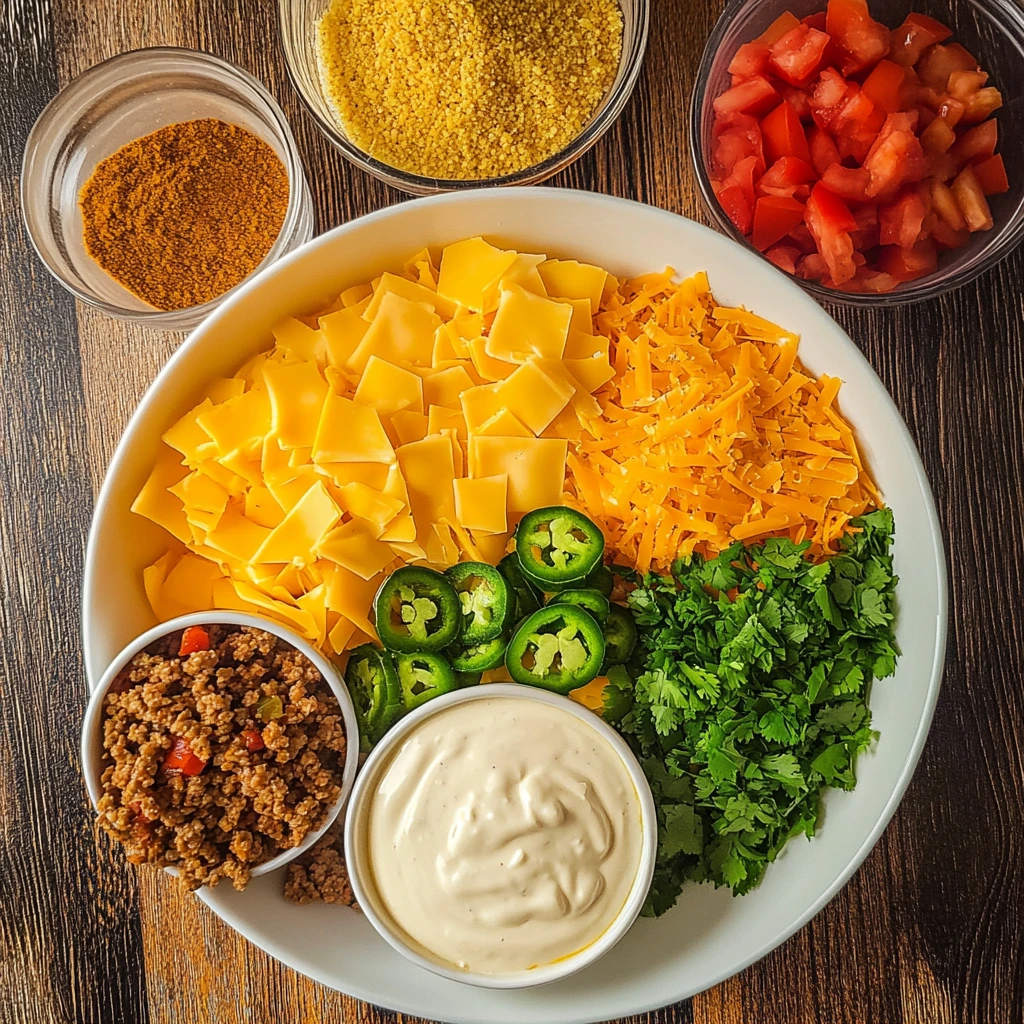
[2,0,1023,1021]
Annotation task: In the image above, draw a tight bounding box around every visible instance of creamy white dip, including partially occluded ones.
[362,696,644,974]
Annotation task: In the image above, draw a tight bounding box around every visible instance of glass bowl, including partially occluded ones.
[277,0,649,195]
[21,48,314,331]
[690,0,1024,306]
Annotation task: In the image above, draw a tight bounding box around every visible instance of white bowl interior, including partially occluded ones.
[83,188,946,1024]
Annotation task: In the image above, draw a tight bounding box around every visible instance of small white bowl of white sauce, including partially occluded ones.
[343,683,657,989]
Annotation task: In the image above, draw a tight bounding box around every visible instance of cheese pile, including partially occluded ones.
[567,269,879,573]
[132,238,614,657]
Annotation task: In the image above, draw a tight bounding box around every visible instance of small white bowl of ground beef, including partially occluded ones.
[81,611,360,891]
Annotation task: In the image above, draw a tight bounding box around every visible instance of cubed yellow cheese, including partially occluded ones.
[485,285,572,364]
[474,408,532,437]
[437,237,518,312]
[397,435,456,545]
[316,518,396,580]
[427,405,468,440]
[362,271,458,321]
[347,292,441,373]
[131,447,190,543]
[319,307,369,370]
[313,391,395,465]
[354,355,424,417]
[469,436,568,512]
[494,359,574,436]
[422,364,475,410]
[453,474,507,534]
[253,480,342,565]
[538,259,608,312]
[264,359,328,450]
[388,410,430,446]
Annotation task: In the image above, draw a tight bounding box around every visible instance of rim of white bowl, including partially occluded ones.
[342,682,658,990]
[81,610,362,878]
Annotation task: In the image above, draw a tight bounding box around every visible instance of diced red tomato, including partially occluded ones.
[825,0,891,74]
[803,12,828,31]
[889,13,952,66]
[761,101,812,164]
[936,96,965,127]
[787,221,818,253]
[757,156,817,199]
[951,119,998,165]
[715,152,763,235]
[850,203,880,249]
[929,180,967,231]
[796,253,829,280]
[947,70,988,100]
[973,154,1009,196]
[917,43,979,91]
[877,240,938,280]
[178,625,210,656]
[808,126,841,176]
[714,76,782,119]
[809,68,849,130]
[929,215,971,250]
[920,116,956,154]
[759,11,802,45]
[765,244,802,273]
[769,24,832,86]
[752,196,807,251]
[729,41,772,79]
[242,728,265,753]
[162,737,207,776]
[961,87,1002,124]
[820,163,872,202]
[862,112,928,196]
[951,166,994,231]
[861,60,906,113]
[832,87,886,163]
[879,188,929,248]
[780,84,813,120]
[805,183,858,284]
[712,113,765,176]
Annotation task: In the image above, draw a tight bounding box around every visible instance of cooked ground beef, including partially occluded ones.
[96,625,346,891]
[283,824,357,907]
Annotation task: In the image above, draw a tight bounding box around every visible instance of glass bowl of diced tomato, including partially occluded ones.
[690,0,1024,302]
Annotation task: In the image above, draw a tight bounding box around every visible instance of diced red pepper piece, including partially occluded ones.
[889,13,952,66]
[712,112,765,177]
[808,126,841,176]
[877,240,938,281]
[768,25,832,86]
[920,117,956,154]
[862,112,928,197]
[880,188,930,248]
[805,182,858,285]
[809,68,849,130]
[178,625,210,657]
[961,88,1003,124]
[947,70,989,100]
[930,179,967,231]
[850,203,880,250]
[714,76,781,119]
[973,154,1009,196]
[951,166,994,231]
[729,41,772,79]
[162,737,207,776]
[917,43,980,91]
[862,60,907,114]
[820,163,872,203]
[826,0,891,74]
[757,156,817,199]
[752,195,807,251]
[242,728,265,753]
[764,244,802,274]
[759,11,802,45]
[761,101,812,165]
[951,119,998,165]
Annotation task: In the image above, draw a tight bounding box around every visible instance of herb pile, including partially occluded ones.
[603,509,899,916]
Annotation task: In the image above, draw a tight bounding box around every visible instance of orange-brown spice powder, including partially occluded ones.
[79,118,289,311]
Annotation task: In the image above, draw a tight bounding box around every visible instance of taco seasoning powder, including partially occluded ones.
[78,118,289,311]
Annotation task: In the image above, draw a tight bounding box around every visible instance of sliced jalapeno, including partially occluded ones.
[447,634,507,672]
[505,604,605,694]
[585,564,615,598]
[497,553,542,618]
[547,588,611,624]
[444,561,512,644]
[454,670,482,688]
[515,507,605,589]
[395,651,457,710]
[374,566,461,653]
[344,644,403,746]
[603,604,637,666]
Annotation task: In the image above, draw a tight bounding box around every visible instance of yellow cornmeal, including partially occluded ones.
[316,0,623,180]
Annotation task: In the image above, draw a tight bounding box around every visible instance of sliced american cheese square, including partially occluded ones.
[564,355,616,393]
[427,406,467,440]
[316,519,396,580]
[327,614,357,657]
[204,378,246,404]
[423,364,476,410]
[244,485,285,529]
[230,579,318,637]
[485,285,572,364]
[563,331,610,360]
[253,480,342,565]
[334,481,405,532]
[362,271,457,321]
[296,583,328,645]
[453,474,507,535]
[389,410,430,446]
[469,435,568,512]
[494,359,574,436]
[206,511,273,564]
[538,258,608,311]
[437,237,518,312]
[320,562,381,637]
[131,447,191,543]
[272,316,323,364]
[467,337,516,382]
[499,252,547,295]
[319,307,369,370]
[162,399,214,465]
[157,553,223,617]
[314,462,390,490]
[347,291,441,373]
[474,408,531,437]
[313,391,395,465]
[460,383,504,432]
[354,355,424,417]
[264,359,329,450]
[396,434,457,546]
[169,471,229,516]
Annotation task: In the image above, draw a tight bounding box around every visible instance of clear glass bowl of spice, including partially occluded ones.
[278,0,650,195]
[22,48,314,331]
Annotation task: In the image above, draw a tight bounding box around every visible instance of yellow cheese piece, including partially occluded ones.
[206,511,273,564]
[565,355,616,393]
[448,311,484,342]
[197,388,272,457]
[426,521,461,566]
[272,562,307,599]
[556,297,594,336]
[397,435,457,545]
[265,466,320,514]
[244,485,285,529]
[195,458,249,498]
[313,391,395,465]
[403,247,438,287]
[287,446,312,470]
[320,562,381,637]
[431,327,461,366]
[341,282,373,307]
[204,378,246,404]
[253,480,342,564]
[335,481,405,532]
[534,358,601,420]
[327,614,357,656]
[441,428,464,478]
[542,404,585,442]
[320,307,370,370]
[473,531,511,565]
[362,271,458,321]
[469,436,568,512]
[354,356,424,417]
[158,553,223,616]
[460,383,504,432]
[272,317,323,363]
[453,474,508,534]
[347,292,441,373]
[220,449,264,488]
[296,583,328,644]
[563,331,610,360]
[142,551,177,616]
[264,359,329,450]
[485,285,572,364]
[474,408,532,437]
[499,252,547,295]
[380,513,417,543]
[315,462,390,490]
[538,259,608,312]
[389,409,430,446]
[230,579,318,636]
[468,337,516,382]
[423,364,475,410]
[316,518,396,580]
[437,237,518,312]
[131,447,191,543]
[427,405,467,440]
[495,359,574,436]
[169,470,229,516]
[162,399,214,465]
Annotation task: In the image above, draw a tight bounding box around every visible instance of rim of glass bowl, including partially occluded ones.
[277,0,650,195]
[21,47,312,330]
[688,0,1024,307]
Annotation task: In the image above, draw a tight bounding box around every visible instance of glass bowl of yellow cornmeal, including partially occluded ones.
[278,0,649,195]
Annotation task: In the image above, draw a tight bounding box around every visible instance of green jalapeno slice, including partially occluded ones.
[446,634,508,672]
[585,564,615,598]
[394,651,457,710]
[514,507,605,588]
[497,552,543,618]
[444,561,512,644]
[504,604,605,694]
[374,566,461,653]
[546,587,611,624]
[344,644,403,746]
[602,604,637,666]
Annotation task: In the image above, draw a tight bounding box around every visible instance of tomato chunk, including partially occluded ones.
[764,244,802,274]
[162,737,207,776]
[889,13,952,66]
[961,88,1002,124]
[808,125,841,176]
[805,183,858,285]
[862,112,928,197]
[820,163,872,203]
[768,24,832,86]
[759,11,802,45]
[879,188,929,248]
[714,76,782,118]
[757,156,817,199]
[752,195,807,251]
[951,119,998,165]
[861,60,906,113]
[179,625,210,656]
[973,154,1009,196]
[850,203,880,249]
[242,728,265,753]
[919,116,956,154]
[761,101,812,164]
[712,112,765,177]
[947,70,989,100]
[826,0,890,74]
[877,240,938,281]
[929,180,966,231]
[809,68,849,130]
[951,166,994,231]
[729,41,772,79]
[917,43,979,91]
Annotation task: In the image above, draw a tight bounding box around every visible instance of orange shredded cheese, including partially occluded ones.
[562,269,880,574]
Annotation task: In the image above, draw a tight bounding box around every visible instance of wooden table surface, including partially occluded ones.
[2,0,1023,1022]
